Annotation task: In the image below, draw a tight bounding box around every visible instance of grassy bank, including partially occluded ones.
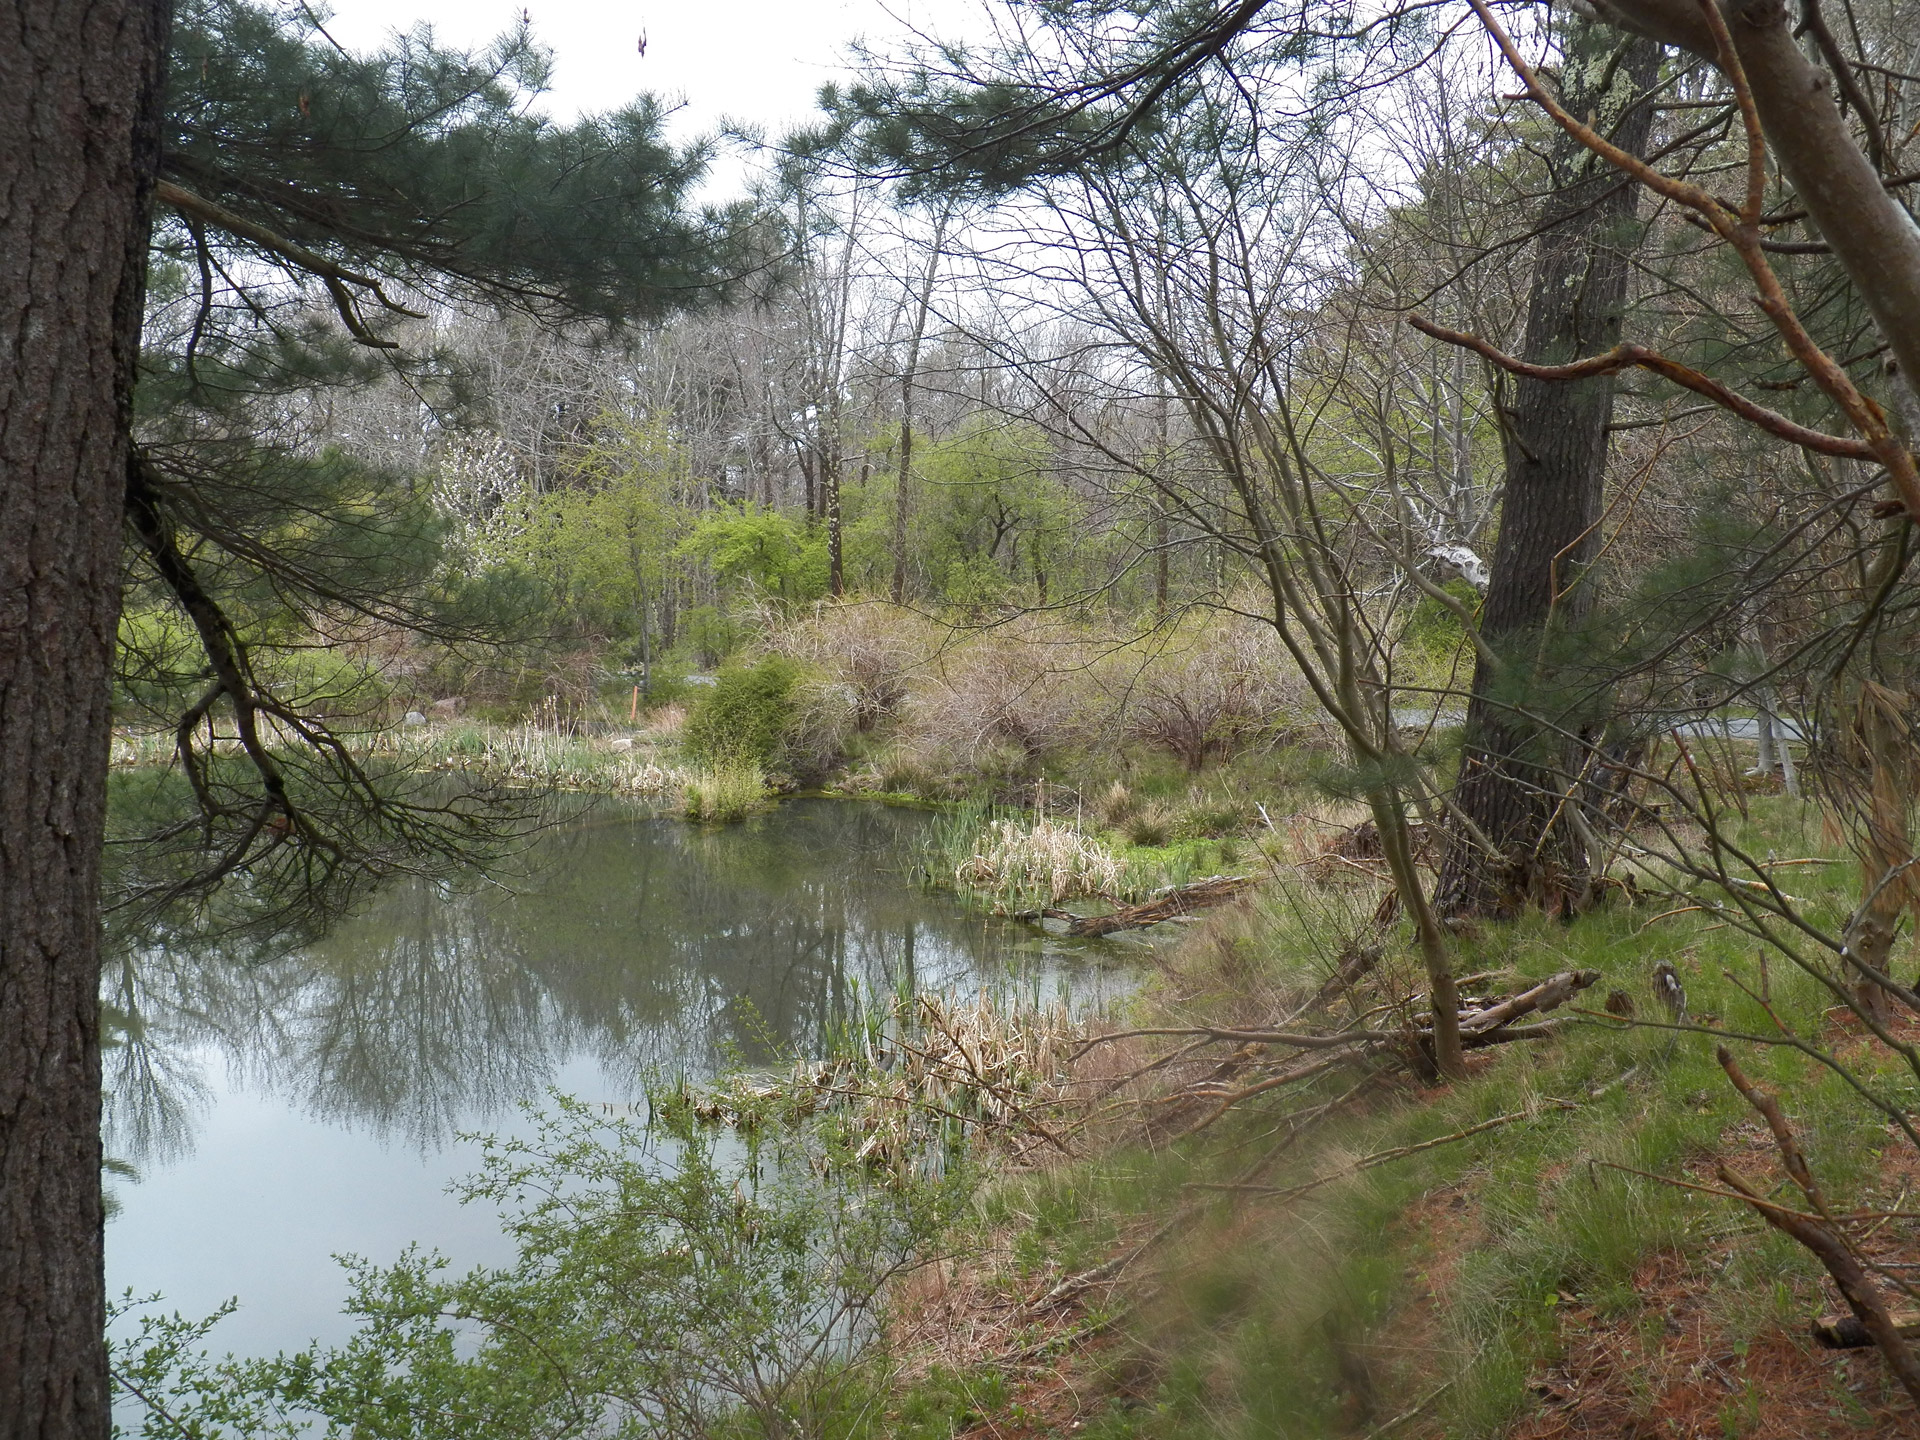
[863,794,1919,1437]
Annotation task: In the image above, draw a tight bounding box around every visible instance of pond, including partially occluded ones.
[104,799,1131,1358]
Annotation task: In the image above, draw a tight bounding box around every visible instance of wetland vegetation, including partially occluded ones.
[9,0,1920,1434]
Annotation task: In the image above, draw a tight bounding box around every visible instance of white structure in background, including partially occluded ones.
[1427,543,1489,593]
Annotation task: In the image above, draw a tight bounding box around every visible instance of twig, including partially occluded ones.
[1360,1379,1455,1439]
[1719,1163,1920,1404]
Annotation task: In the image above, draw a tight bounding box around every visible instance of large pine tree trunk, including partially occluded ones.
[0,2,170,1434]
[1436,30,1660,918]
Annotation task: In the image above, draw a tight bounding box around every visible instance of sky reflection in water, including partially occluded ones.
[106,799,1130,1356]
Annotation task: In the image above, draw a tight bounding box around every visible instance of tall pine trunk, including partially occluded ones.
[1436,30,1661,918]
[1,1,170,1434]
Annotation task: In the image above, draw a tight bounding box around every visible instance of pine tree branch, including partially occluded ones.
[153,179,424,347]
[125,455,297,832]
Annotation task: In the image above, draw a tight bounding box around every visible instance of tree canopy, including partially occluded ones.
[116,1,763,942]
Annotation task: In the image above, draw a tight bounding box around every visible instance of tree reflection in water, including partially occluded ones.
[103,799,1117,1158]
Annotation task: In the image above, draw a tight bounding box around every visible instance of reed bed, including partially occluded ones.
[701,989,1085,1175]
[955,814,1124,907]
[681,762,770,822]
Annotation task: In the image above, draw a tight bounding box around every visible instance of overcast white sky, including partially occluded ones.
[315,0,983,195]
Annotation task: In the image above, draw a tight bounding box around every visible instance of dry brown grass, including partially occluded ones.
[1100,615,1316,772]
[955,814,1125,903]
[759,599,943,733]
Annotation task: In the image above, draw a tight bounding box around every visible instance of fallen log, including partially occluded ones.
[1458,970,1601,1034]
[1812,1310,1920,1349]
[1038,874,1257,937]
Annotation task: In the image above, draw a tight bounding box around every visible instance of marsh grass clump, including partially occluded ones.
[1121,801,1176,848]
[956,813,1123,908]
[1175,786,1256,838]
[1095,780,1138,826]
[682,763,769,822]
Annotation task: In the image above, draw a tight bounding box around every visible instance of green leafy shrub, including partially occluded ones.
[111,1093,967,1440]
[681,657,803,768]
[678,504,828,603]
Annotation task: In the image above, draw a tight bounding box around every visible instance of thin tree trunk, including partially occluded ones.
[659,574,678,653]
[1154,504,1170,613]
[892,212,949,604]
[1154,388,1170,613]
[1374,793,1465,1079]
[1778,706,1799,796]
[1845,685,1917,1023]
[891,421,915,603]
[1744,619,1800,796]
[630,540,652,699]
[1437,29,1661,918]
[1,2,171,1435]
[826,454,843,597]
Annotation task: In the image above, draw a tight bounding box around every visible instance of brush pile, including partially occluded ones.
[697,991,1085,1175]
[1089,967,1602,1141]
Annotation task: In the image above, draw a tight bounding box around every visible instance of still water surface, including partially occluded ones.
[106,799,1127,1356]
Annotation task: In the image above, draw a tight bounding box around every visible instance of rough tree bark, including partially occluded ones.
[1,2,171,1436]
[1436,28,1661,917]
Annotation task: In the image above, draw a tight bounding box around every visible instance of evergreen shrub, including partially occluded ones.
[681,657,803,768]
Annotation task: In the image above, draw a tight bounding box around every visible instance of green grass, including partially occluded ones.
[682,762,771,822]
[891,794,1912,1437]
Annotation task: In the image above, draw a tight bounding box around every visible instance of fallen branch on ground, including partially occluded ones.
[1082,971,1599,1057]
[1813,1310,1920,1349]
[1459,970,1601,1033]
[1080,972,1595,1144]
[1711,1046,1920,1405]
